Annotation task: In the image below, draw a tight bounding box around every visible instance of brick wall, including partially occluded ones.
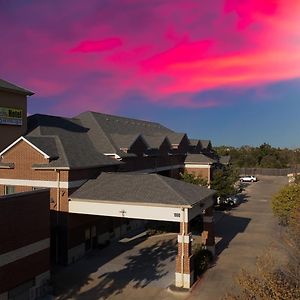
[184,167,210,180]
[0,140,55,181]
[0,90,27,152]
[0,189,50,293]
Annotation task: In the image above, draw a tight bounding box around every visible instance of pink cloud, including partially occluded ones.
[71,38,123,53]
[0,0,300,113]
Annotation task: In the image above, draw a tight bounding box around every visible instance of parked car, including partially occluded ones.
[225,195,240,206]
[216,195,239,207]
[240,175,257,182]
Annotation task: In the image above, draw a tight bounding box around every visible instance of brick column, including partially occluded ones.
[201,206,215,256]
[175,221,194,289]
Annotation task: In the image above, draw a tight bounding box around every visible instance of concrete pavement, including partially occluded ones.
[188,176,288,300]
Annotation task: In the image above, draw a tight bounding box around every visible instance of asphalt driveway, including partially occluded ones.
[188,176,288,300]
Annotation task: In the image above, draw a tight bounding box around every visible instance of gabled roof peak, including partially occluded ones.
[0,79,34,96]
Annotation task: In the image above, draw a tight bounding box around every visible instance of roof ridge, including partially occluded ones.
[89,110,171,130]
[0,78,34,95]
[155,175,190,206]
[54,136,69,166]
[88,112,119,153]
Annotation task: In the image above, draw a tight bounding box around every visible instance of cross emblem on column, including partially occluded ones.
[119,209,126,217]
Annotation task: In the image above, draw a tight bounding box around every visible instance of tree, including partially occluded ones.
[272,184,300,226]
[180,172,208,187]
[213,143,299,169]
[210,166,239,198]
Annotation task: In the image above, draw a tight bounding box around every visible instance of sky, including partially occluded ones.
[1,0,300,148]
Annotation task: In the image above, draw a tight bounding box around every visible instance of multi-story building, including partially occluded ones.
[0,79,33,152]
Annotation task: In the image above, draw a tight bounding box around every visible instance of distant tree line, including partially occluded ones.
[215,143,300,169]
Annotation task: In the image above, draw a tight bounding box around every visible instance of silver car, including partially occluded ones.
[240,175,257,182]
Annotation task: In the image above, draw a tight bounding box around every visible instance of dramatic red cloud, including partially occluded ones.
[71,38,123,53]
[0,0,300,114]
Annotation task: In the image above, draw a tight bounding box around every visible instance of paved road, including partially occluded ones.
[188,176,288,300]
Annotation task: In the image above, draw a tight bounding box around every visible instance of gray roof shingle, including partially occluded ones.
[143,135,170,149]
[0,79,34,95]
[70,172,215,207]
[26,114,121,169]
[200,140,211,149]
[110,133,141,149]
[185,154,216,164]
[189,139,200,146]
[76,111,183,154]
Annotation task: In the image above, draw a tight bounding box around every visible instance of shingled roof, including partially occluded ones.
[200,140,211,149]
[70,172,215,207]
[76,111,187,155]
[189,139,200,147]
[185,154,216,164]
[143,135,170,149]
[26,114,121,169]
[0,79,34,96]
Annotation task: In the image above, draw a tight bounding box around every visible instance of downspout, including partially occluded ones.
[56,169,60,213]
[208,164,211,188]
[181,207,186,286]
[56,169,60,263]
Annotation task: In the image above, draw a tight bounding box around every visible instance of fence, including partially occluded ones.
[239,167,300,177]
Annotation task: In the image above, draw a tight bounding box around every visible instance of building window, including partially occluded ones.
[4,185,15,195]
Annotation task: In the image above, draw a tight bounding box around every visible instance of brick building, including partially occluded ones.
[0,79,220,288]
[0,79,33,152]
[0,189,50,300]
[184,153,216,185]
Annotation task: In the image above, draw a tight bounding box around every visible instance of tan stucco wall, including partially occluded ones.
[0,90,27,151]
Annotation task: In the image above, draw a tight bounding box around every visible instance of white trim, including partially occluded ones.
[0,178,87,189]
[69,200,183,222]
[177,234,192,244]
[0,136,50,159]
[175,272,194,289]
[104,153,121,159]
[0,238,50,267]
[185,164,211,168]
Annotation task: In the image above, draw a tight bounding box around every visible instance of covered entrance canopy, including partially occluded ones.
[69,172,216,289]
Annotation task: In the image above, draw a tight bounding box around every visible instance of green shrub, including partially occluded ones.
[193,244,213,276]
[272,184,300,226]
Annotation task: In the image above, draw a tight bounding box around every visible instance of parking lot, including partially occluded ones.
[52,176,288,300]
[189,176,288,299]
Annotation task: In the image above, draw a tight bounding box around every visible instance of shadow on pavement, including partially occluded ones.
[54,236,177,300]
[215,213,251,256]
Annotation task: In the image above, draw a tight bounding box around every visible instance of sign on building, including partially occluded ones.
[0,107,23,125]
